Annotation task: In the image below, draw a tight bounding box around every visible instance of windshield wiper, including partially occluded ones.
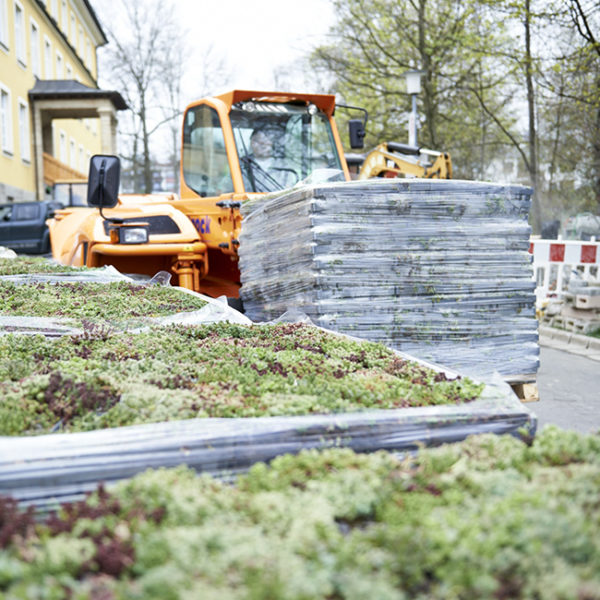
[240,156,284,192]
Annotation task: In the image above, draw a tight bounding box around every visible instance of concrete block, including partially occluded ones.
[575,294,600,309]
[566,345,591,357]
[551,329,571,344]
[587,337,600,352]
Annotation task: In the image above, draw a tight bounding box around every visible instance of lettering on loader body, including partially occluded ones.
[192,217,211,235]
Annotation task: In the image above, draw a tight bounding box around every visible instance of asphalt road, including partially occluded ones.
[532,346,600,434]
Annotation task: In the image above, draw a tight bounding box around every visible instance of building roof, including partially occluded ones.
[81,0,108,46]
[28,80,128,110]
[34,0,108,47]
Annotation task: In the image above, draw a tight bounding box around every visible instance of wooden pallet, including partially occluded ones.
[505,373,539,403]
[510,382,539,403]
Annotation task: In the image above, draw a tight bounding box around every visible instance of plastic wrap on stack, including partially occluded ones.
[239,179,538,378]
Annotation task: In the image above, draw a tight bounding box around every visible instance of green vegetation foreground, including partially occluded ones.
[2,427,599,599]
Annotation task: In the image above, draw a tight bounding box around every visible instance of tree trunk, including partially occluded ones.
[525,0,542,232]
[140,98,152,194]
[547,80,565,212]
[593,80,600,214]
[132,135,140,194]
[418,0,436,148]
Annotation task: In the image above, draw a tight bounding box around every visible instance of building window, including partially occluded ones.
[78,25,83,56]
[69,137,75,168]
[56,50,63,78]
[70,13,75,44]
[66,62,72,78]
[78,144,84,172]
[50,0,58,19]
[14,1,26,66]
[18,99,30,162]
[59,130,66,163]
[0,0,9,49]
[0,84,13,155]
[85,37,91,67]
[61,0,67,31]
[30,19,40,77]
[44,36,51,77]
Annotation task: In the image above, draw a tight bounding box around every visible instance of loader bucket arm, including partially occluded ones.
[358,143,452,180]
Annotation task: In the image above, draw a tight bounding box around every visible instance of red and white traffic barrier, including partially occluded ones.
[529,238,599,304]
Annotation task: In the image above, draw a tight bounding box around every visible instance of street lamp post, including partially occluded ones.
[404,69,425,147]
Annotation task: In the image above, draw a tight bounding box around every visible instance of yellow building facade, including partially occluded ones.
[0,0,124,203]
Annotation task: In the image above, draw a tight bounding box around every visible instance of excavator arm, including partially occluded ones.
[358,142,452,180]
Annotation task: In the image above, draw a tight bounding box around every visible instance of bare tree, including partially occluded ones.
[567,0,600,212]
[100,0,184,193]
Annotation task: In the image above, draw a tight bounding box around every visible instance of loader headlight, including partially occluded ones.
[119,226,149,244]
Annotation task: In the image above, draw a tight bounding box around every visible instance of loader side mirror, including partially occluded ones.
[87,155,120,209]
[348,119,366,149]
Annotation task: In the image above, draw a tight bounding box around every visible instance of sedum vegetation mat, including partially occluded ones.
[0,256,80,276]
[0,322,483,436]
[0,258,208,326]
[1,427,599,599]
[0,281,208,322]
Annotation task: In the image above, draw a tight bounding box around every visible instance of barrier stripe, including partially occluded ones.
[582,245,597,263]
[529,240,600,265]
[530,238,600,306]
[550,243,565,262]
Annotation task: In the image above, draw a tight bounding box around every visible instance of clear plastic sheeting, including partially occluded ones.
[0,375,536,512]
[239,179,539,379]
[152,291,252,327]
[0,316,81,337]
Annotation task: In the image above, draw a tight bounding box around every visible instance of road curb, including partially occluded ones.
[539,325,600,362]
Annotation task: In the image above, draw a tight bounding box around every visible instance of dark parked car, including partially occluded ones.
[0,201,61,255]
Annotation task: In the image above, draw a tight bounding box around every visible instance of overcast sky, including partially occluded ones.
[173,0,336,92]
[95,0,336,98]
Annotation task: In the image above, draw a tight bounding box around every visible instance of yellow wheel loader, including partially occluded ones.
[49,90,452,298]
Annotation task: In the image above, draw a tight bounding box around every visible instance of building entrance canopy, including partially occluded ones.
[28,80,128,200]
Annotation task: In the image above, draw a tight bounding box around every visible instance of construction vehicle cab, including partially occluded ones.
[181,90,348,197]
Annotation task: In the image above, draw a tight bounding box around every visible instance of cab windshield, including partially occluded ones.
[230,102,343,193]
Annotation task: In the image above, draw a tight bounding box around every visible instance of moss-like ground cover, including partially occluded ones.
[0,257,208,323]
[0,280,207,321]
[1,427,599,599]
[0,322,483,435]
[0,256,79,276]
